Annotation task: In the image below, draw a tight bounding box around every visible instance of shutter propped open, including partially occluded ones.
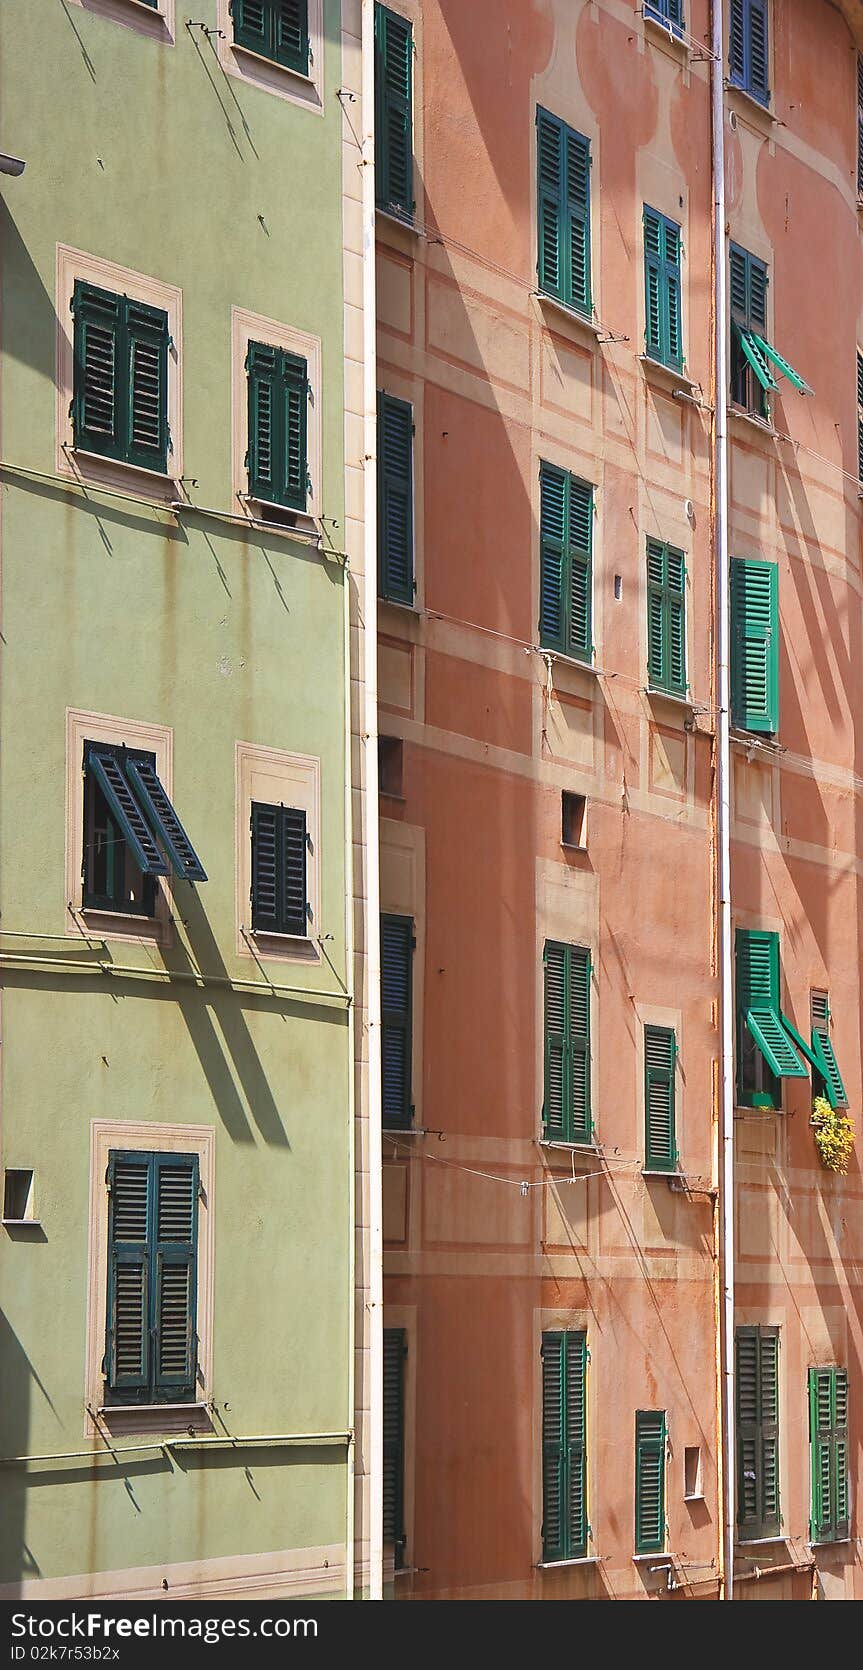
[126,758,207,882]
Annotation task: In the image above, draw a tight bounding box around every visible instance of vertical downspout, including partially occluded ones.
[344,563,356,1602]
[711,0,735,1602]
[361,0,384,1602]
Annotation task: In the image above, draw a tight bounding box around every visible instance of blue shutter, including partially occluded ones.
[381,914,413,1130]
[377,392,414,604]
[644,0,684,27]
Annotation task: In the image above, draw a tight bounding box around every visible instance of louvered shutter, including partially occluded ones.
[377,392,414,603]
[646,542,686,696]
[644,1025,677,1171]
[106,1154,151,1398]
[834,1369,850,1541]
[747,0,769,104]
[646,540,667,687]
[663,219,683,365]
[645,0,684,28]
[539,462,567,651]
[247,342,278,503]
[541,1330,588,1563]
[644,209,683,369]
[729,0,745,84]
[274,0,309,74]
[730,557,778,733]
[567,479,593,660]
[667,549,686,693]
[233,0,271,55]
[250,802,307,936]
[857,352,863,482]
[736,1326,781,1539]
[635,1411,666,1554]
[381,914,413,1130]
[86,747,169,877]
[644,209,663,361]
[251,802,280,932]
[153,1155,198,1400]
[375,5,413,218]
[280,807,308,936]
[282,351,308,511]
[809,1367,834,1542]
[543,942,567,1141]
[126,758,207,882]
[537,109,564,300]
[383,1328,407,1561]
[736,928,806,1081]
[72,281,120,459]
[858,58,863,197]
[565,1331,588,1557]
[568,946,592,1142]
[565,130,591,314]
[246,343,308,510]
[810,991,848,1111]
[126,299,169,473]
[544,943,592,1144]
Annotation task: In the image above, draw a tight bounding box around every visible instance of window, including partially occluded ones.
[541,1331,588,1562]
[635,1411,667,1554]
[646,541,686,697]
[375,5,413,220]
[379,736,404,798]
[684,1446,702,1500]
[857,353,863,484]
[809,1367,849,1544]
[383,1328,407,1568]
[561,791,587,849]
[378,392,414,604]
[536,109,591,314]
[644,1025,678,1172]
[543,942,591,1144]
[3,1170,35,1225]
[644,0,683,31]
[83,741,206,917]
[736,1326,780,1540]
[72,281,169,474]
[735,930,806,1109]
[643,207,682,369]
[381,914,414,1130]
[104,1150,199,1407]
[538,463,593,662]
[810,991,848,1111]
[245,341,308,513]
[729,245,810,419]
[231,0,309,74]
[67,0,175,39]
[730,557,778,735]
[729,0,769,106]
[250,802,309,937]
[858,57,863,198]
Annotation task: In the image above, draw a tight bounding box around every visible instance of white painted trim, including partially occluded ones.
[83,1120,215,1438]
[0,1542,344,1602]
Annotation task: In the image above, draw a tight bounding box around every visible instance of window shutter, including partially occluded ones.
[857,352,863,483]
[274,0,309,74]
[644,1025,677,1172]
[663,219,683,365]
[644,209,663,361]
[810,991,848,1111]
[730,557,778,733]
[537,109,564,300]
[233,0,270,54]
[126,299,169,474]
[377,392,414,604]
[809,1367,834,1542]
[72,281,120,459]
[748,255,768,330]
[565,130,591,314]
[280,806,308,936]
[247,341,278,503]
[544,943,592,1144]
[736,928,806,1080]
[86,746,169,877]
[729,245,748,320]
[646,542,686,696]
[106,1154,151,1398]
[858,57,863,198]
[381,914,413,1130]
[543,942,567,1141]
[645,0,684,28]
[376,5,413,218]
[567,478,593,660]
[736,1325,780,1539]
[126,758,207,882]
[246,344,307,511]
[667,549,686,693]
[539,462,567,652]
[251,802,279,932]
[635,1411,666,1554]
[646,540,667,687]
[747,0,769,104]
[153,1155,198,1400]
[383,1328,407,1561]
[541,1330,587,1562]
[834,1369,850,1541]
[282,351,309,511]
[729,0,745,84]
[568,945,592,1143]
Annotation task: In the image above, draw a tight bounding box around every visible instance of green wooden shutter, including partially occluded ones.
[86,746,169,877]
[375,5,413,218]
[543,942,567,1141]
[126,299,169,473]
[72,281,121,459]
[644,209,682,369]
[541,1331,588,1561]
[736,1326,780,1539]
[153,1154,198,1401]
[736,928,807,1085]
[539,462,567,652]
[809,1366,849,1545]
[377,392,414,603]
[834,1369,850,1541]
[233,0,270,56]
[246,341,279,502]
[565,129,591,314]
[383,1328,407,1563]
[543,943,591,1143]
[568,946,592,1142]
[810,991,848,1111]
[537,109,564,300]
[246,344,307,511]
[567,478,593,660]
[106,1154,151,1400]
[251,801,280,932]
[274,1,310,74]
[644,1025,677,1172]
[635,1411,666,1554]
[250,802,307,936]
[125,758,207,883]
[282,351,309,511]
[730,557,778,733]
[647,541,686,696]
[381,914,413,1130]
[281,807,308,936]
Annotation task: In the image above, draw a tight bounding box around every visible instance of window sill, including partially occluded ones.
[379,593,420,615]
[94,1401,214,1439]
[726,82,775,130]
[728,405,777,439]
[376,205,419,238]
[232,41,313,87]
[383,1126,427,1138]
[735,1535,787,1548]
[644,684,695,711]
[561,841,588,854]
[538,1138,598,1153]
[249,929,320,963]
[637,354,699,395]
[536,1556,599,1569]
[538,648,598,684]
[632,1552,672,1564]
[532,291,605,341]
[642,12,688,57]
[98,1402,209,1417]
[807,1537,853,1549]
[2,1218,43,1229]
[683,1493,705,1503]
[643,1168,684,1179]
[730,728,784,757]
[63,445,178,503]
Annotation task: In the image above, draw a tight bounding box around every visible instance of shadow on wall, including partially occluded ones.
[0,1308,38,1590]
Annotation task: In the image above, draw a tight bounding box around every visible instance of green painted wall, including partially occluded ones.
[0,1,353,1592]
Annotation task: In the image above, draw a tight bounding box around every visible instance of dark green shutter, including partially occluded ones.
[72,283,168,473]
[86,747,169,877]
[543,943,591,1144]
[635,1411,666,1554]
[539,463,593,661]
[251,802,308,936]
[106,1151,197,1406]
[251,802,279,932]
[542,1330,587,1562]
[377,392,414,603]
[383,1328,407,1564]
[381,914,413,1130]
[72,281,120,458]
[125,758,207,882]
[126,300,169,473]
[730,557,778,733]
[736,1326,780,1540]
[233,0,270,55]
[247,342,278,502]
[643,208,683,369]
[858,57,863,198]
[736,928,807,1089]
[644,1025,677,1172]
[246,342,308,511]
[857,352,863,483]
[537,109,591,313]
[810,991,848,1111]
[233,1,309,74]
[375,5,413,218]
[281,808,308,936]
[646,541,686,696]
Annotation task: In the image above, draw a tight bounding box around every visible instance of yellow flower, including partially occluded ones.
[812,1097,855,1176]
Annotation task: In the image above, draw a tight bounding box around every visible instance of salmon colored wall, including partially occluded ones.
[381,0,863,1600]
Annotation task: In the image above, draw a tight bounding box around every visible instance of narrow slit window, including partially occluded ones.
[3,1169,35,1224]
[381,914,414,1131]
[379,736,404,798]
[561,791,587,849]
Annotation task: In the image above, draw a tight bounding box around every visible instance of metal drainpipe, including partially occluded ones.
[711,0,736,1602]
[343,543,357,1601]
[361,0,384,1603]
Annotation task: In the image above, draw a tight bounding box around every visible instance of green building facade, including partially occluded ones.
[0,0,363,1600]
